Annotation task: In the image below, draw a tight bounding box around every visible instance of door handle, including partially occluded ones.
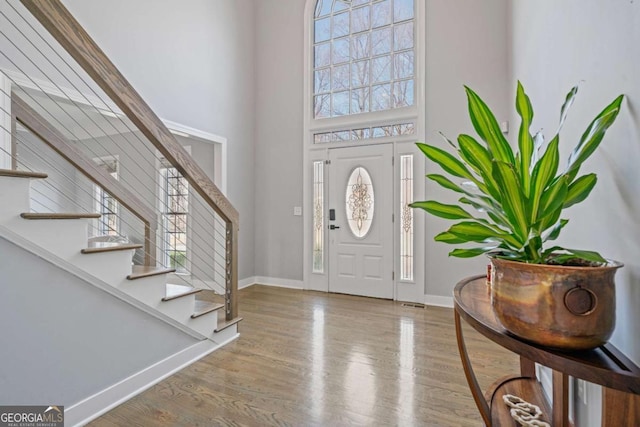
[329,225,340,230]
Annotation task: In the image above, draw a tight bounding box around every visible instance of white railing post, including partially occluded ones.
[0,71,12,170]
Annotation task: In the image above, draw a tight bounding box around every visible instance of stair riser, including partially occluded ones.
[0,178,31,221]
[71,250,135,284]
[6,217,89,259]
[185,313,219,337]
[117,276,166,304]
[157,293,197,322]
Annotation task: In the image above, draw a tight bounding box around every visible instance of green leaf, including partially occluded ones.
[427,174,464,193]
[464,86,516,165]
[448,221,498,242]
[449,247,495,258]
[538,205,563,235]
[459,197,510,228]
[564,248,607,264]
[541,245,565,259]
[516,81,534,196]
[530,130,545,168]
[491,161,529,242]
[410,201,473,220]
[538,175,569,219]
[457,134,502,201]
[558,85,579,133]
[438,131,458,150]
[434,231,468,244]
[564,173,597,208]
[543,219,569,242]
[524,235,543,262]
[417,143,474,179]
[447,221,520,248]
[529,135,560,223]
[566,95,624,181]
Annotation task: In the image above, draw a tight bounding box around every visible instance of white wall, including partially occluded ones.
[62,0,256,280]
[510,0,640,363]
[0,237,198,407]
[422,0,510,297]
[254,0,306,281]
[510,1,640,424]
[253,0,510,290]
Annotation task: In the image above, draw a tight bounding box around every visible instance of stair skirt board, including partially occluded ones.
[0,224,208,341]
[64,336,238,427]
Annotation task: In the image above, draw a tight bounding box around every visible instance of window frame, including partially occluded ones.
[157,147,192,276]
[311,0,418,126]
[92,155,120,237]
[303,0,426,302]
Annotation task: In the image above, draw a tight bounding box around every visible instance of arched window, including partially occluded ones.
[313,0,415,119]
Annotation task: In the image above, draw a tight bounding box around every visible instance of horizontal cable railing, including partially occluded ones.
[0,0,238,320]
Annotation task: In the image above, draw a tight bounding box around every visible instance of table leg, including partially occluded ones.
[520,356,535,378]
[552,370,569,427]
[454,308,492,426]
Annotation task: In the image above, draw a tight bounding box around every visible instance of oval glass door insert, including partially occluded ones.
[345,166,374,238]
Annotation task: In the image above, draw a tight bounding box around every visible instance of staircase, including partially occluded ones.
[0,169,240,342]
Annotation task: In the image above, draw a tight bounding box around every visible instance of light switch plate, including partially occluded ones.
[293,206,302,216]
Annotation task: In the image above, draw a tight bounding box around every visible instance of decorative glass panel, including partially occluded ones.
[400,155,414,281]
[313,161,324,273]
[160,159,189,274]
[313,0,415,118]
[93,156,119,236]
[313,122,414,143]
[351,6,370,34]
[394,0,414,22]
[346,167,374,238]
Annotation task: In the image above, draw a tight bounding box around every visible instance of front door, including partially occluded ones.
[328,144,393,299]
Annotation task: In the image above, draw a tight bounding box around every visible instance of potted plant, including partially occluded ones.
[411,82,624,350]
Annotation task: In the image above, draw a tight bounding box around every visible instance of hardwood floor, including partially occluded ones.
[89,285,519,427]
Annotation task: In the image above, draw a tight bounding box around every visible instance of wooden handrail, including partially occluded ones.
[13,93,158,266]
[19,0,239,226]
[20,0,239,319]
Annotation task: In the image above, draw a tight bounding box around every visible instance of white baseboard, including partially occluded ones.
[65,335,238,427]
[424,294,454,308]
[239,276,304,290]
[239,276,257,289]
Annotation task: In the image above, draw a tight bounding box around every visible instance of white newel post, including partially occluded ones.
[0,72,11,170]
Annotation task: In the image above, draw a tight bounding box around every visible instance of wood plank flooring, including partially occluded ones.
[89,285,519,427]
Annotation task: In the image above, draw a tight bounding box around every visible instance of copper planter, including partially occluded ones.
[490,257,623,350]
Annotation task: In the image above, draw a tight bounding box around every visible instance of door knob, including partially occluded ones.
[329,224,340,230]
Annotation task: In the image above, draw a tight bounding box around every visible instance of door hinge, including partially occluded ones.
[392,271,395,280]
[392,213,395,222]
[392,156,395,166]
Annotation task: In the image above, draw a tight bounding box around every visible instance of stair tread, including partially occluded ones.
[162,283,201,301]
[81,242,143,254]
[214,316,243,333]
[21,212,101,220]
[0,169,47,179]
[195,289,225,303]
[191,300,224,318]
[127,265,176,280]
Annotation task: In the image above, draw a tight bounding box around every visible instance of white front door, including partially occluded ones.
[328,144,393,299]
